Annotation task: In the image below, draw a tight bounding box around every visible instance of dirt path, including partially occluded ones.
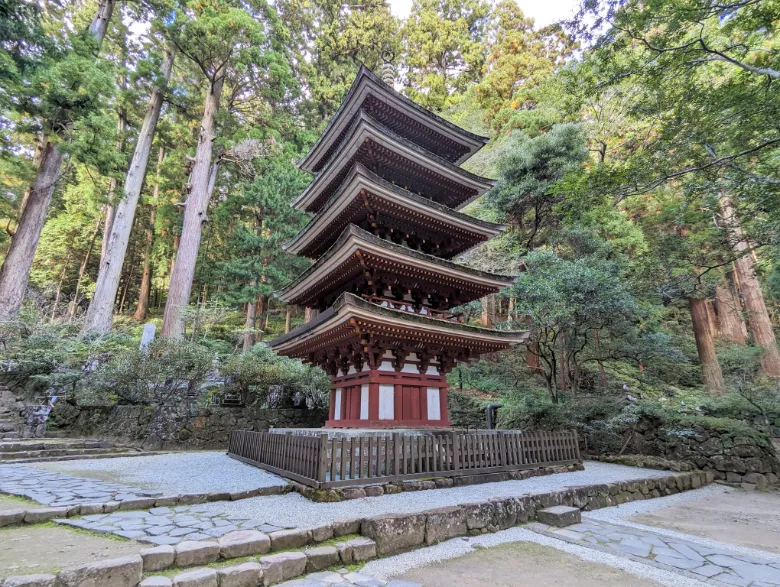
[0,524,145,579]
[0,494,36,511]
[629,487,780,554]
[399,541,662,587]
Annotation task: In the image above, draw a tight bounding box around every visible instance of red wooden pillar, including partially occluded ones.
[369,382,379,421]
[394,384,403,423]
[349,386,360,421]
[439,386,449,424]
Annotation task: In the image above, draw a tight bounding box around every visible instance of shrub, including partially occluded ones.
[222,344,329,409]
[83,339,214,405]
[448,391,487,428]
[0,316,136,398]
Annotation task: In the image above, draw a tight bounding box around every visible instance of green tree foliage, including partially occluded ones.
[569,0,780,210]
[474,0,574,133]
[511,232,676,401]
[279,0,400,123]
[485,123,588,250]
[208,156,309,311]
[402,0,490,110]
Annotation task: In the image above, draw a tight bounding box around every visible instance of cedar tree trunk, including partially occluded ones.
[0,143,64,320]
[87,0,116,42]
[134,147,165,321]
[162,75,224,338]
[689,297,726,394]
[83,50,174,333]
[243,298,256,351]
[720,197,780,376]
[714,277,747,345]
[0,4,113,320]
[481,294,495,328]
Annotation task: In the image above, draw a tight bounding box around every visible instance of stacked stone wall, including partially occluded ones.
[586,418,780,486]
[47,403,327,450]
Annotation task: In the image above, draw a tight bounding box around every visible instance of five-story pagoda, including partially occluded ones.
[270,58,527,428]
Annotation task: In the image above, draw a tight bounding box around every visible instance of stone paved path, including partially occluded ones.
[0,464,161,506]
[537,518,780,586]
[277,570,420,586]
[54,504,296,545]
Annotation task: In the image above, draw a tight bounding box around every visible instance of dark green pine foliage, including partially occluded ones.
[208,155,310,316]
[485,123,589,251]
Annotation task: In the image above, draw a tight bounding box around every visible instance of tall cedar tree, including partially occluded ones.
[161,0,295,338]
[83,46,175,333]
[0,0,117,320]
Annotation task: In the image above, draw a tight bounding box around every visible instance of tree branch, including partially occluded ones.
[613,138,780,203]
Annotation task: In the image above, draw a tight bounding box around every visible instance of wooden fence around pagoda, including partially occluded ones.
[228,429,581,489]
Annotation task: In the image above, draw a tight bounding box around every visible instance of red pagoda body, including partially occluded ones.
[270,65,526,428]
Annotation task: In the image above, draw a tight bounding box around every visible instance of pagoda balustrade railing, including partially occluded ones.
[228,429,581,489]
[361,295,464,323]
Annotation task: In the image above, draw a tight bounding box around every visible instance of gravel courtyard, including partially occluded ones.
[396,540,666,587]
[34,451,287,494]
[627,485,780,554]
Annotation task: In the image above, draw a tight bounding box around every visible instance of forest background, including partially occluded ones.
[1,0,779,443]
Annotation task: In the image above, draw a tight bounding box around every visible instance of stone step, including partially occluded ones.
[0,431,20,439]
[0,446,137,460]
[3,450,166,464]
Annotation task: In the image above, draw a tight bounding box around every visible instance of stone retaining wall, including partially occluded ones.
[47,403,327,450]
[359,470,713,556]
[289,463,585,502]
[586,418,780,486]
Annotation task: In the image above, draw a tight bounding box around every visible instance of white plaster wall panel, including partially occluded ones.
[334,389,343,420]
[427,388,441,420]
[360,384,369,420]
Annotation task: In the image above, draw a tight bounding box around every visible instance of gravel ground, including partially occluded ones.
[195,461,675,528]
[585,484,780,564]
[361,526,709,587]
[34,452,287,495]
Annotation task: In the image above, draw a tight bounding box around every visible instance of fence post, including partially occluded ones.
[317,433,329,486]
[393,433,400,476]
[572,428,582,461]
[451,431,460,471]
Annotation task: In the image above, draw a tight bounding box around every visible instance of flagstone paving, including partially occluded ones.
[0,464,161,507]
[537,517,780,586]
[276,570,420,586]
[54,504,296,545]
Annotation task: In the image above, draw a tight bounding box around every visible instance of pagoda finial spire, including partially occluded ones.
[380,44,395,87]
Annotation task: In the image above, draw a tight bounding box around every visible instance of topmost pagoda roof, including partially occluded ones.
[298,65,488,173]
